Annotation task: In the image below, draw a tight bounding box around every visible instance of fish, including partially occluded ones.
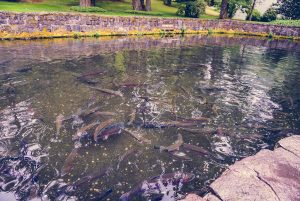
[182,143,211,156]
[112,78,120,87]
[88,86,123,97]
[55,114,64,136]
[120,172,195,201]
[123,129,151,144]
[116,148,136,170]
[78,106,101,117]
[92,189,113,201]
[73,122,100,141]
[142,123,166,129]
[136,96,169,104]
[160,134,183,152]
[179,86,190,96]
[77,76,98,85]
[127,109,136,126]
[93,119,115,141]
[92,111,116,117]
[77,69,106,78]
[178,127,213,134]
[176,116,210,122]
[169,151,192,161]
[163,121,199,127]
[16,67,32,73]
[94,122,124,141]
[61,148,80,176]
[73,167,112,188]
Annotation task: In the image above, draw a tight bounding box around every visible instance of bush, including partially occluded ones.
[176,4,186,16]
[176,0,206,18]
[70,6,107,13]
[163,0,172,6]
[277,0,300,20]
[246,9,261,21]
[261,8,277,22]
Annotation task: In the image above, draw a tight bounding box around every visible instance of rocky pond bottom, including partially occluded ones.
[0,35,299,201]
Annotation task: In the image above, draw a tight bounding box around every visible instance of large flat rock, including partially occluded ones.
[278,135,300,158]
[181,135,300,201]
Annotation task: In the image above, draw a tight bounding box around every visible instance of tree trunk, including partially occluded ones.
[219,0,228,19]
[91,0,96,6]
[145,0,151,11]
[248,0,257,21]
[132,0,143,10]
[80,0,92,7]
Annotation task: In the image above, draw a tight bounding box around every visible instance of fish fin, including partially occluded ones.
[120,192,130,201]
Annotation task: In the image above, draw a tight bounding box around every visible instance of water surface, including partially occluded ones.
[0,35,300,201]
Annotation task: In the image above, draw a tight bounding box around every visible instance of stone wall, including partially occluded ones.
[0,11,300,39]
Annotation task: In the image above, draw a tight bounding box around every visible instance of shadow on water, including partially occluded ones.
[0,35,299,200]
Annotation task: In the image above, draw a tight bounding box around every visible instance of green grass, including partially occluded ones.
[269,20,300,27]
[0,0,217,19]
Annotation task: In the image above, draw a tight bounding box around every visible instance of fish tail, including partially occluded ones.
[119,192,130,201]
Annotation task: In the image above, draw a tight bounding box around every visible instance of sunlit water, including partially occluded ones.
[0,35,299,201]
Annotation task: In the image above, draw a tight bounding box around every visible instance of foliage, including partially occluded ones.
[261,8,276,22]
[124,10,163,15]
[246,9,260,21]
[213,0,222,7]
[70,6,107,12]
[277,0,300,20]
[176,0,206,18]
[227,0,252,18]
[163,0,172,6]
[176,4,186,16]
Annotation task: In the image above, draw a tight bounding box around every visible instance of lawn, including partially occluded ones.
[0,0,218,19]
[269,20,300,27]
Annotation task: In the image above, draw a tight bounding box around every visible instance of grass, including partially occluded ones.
[0,0,218,18]
[269,20,300,27]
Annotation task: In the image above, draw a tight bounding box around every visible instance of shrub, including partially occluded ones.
[261,8,277,22]
[176,4,186,16]
[176,0,206,18]
[163,0,172,6]
[70,6,107,13]
[246,9,261,21]
[277,0,300,20]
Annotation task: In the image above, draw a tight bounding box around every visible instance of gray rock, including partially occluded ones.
[278,135,300,158]
[182,135,300,201]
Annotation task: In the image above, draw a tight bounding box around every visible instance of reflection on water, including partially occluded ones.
[0,35,299,201]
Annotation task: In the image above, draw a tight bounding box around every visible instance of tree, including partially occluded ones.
[145,0,151,11]
[132,0,151,11]
[219,0,228,19]
[177,0,206,18]
[80,0,92,7]
[248,0,256,21]
[219,0,252,19]
[277,0,300,20]
[132,0,143,10]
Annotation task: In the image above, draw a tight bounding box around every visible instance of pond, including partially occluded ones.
[0,35,299,201]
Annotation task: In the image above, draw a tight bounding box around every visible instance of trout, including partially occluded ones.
[88,86,123,97]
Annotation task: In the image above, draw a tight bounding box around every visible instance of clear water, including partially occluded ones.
[0,35,299,201]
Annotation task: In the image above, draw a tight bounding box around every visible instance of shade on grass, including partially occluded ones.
[0,0,218,19]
